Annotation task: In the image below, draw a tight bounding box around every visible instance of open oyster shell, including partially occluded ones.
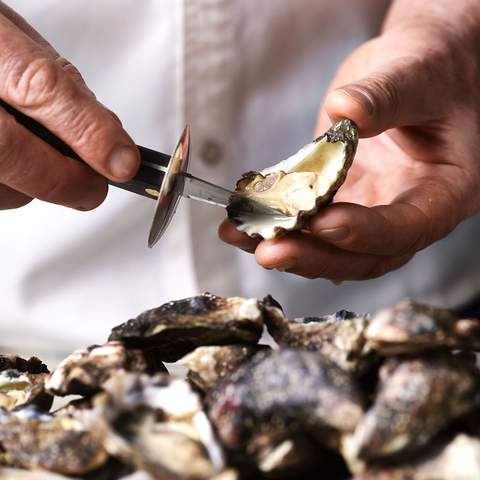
[344,354,480,462]
[366,299,480,354]
[96,372,226,480]
[228,119,358,239]
[0,407,108,476]
[109,294,265,362]
[46,341,167,397]
[0,355,52,412]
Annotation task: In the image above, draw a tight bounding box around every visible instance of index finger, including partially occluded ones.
[0,15,139,182]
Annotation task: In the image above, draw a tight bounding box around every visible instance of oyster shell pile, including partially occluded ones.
[2,294,480,479]
[227,119,358,239]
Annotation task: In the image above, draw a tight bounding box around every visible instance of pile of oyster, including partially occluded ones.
[2,295,480,479]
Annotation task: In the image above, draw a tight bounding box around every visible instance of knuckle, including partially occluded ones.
[7,56,60,108]
[368,73,400,122]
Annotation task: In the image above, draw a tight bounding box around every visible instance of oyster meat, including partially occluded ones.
[109,294,265,362]
[208,349,365,452]
[180,345,269,393]
[0,355,52,412]
[344,354,480,462]
[46,341,167,397]
[96,372,226,480]
[366,299,480,354]
[0,407,108,476]
[227,119,358,239]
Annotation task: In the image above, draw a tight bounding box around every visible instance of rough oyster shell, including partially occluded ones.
[0,355,52,412]
[109,294,265,362]
[96,372,225,480]
[263,300,373,375]
[46,341,167,397]
[0,407,108,476]
[354,434,480,480]
[0,469,74,479]
[208,349,365,452]
[365,299,480,354]
[180,345,269,394]
[344,354,480,462]
[227,119,358,239]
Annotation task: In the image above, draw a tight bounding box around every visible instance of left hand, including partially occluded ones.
[219,10,480,281]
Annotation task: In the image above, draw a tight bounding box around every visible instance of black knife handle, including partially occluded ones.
[0,98,169,199]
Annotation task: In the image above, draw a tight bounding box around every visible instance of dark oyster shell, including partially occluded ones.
[354,433,480,480]
[366,299,480,354]
[96,372,225,480]
[0,408,108,476]
[345,354,480,462]
[0,355,52,412]
[109,294,265,362]
[263,302,373,375]
[46,341,167,397]
[180,345,270,393]
[208,349,365,454]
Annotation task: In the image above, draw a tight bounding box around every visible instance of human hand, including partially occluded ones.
[0,2,139,210]
[220,1,480,281]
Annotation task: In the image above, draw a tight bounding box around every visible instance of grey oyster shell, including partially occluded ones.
[0,355,52,412]
[228,118,358,239]
[180,345,270,394]
[354,434,480,480]
[46,341,167,397]
[366,299,480,354]
[208,349,365,454]
[344,354,480,462]
[109,294,266,362]
[0,469,74,479]
[96,372,226,480]
[263,302,373,375]
[0,407,108,476]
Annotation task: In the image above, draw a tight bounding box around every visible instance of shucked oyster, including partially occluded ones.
[228,119,358,239]
[344,354,480,462]
[96,372,225,480]
[180,345,269,394]
[109,294,265,362]
[0,355,52,412]
[0,407,108,476]
[46,341,167,397]
[366,299,480,354]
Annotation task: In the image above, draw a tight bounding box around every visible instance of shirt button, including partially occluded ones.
[200,139,223,166]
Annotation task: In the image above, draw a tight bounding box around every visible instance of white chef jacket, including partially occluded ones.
[2,0,480,362]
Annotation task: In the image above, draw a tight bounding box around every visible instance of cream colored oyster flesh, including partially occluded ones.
[228,118,358,239]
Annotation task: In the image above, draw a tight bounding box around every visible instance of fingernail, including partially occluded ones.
[339,86,374,116]
[108,145,139,180]
[317,226,349,241]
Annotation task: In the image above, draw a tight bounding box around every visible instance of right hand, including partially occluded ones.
[0,2,140,211]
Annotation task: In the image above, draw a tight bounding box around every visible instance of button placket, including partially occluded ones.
[183,0,240,295]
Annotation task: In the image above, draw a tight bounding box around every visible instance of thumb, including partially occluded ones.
[324,58,441,138]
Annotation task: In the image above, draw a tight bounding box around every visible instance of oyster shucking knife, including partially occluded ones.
[0,99,282,247]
